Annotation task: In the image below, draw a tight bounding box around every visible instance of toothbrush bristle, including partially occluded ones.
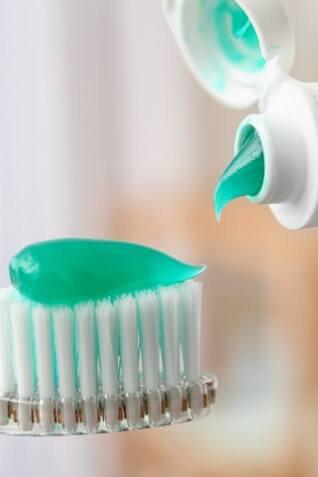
[137,291,161,391]
[159,286,181,388]
[0,281,216,435]
[117,295,139,395]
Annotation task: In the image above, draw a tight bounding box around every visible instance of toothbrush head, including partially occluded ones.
[0,239,216,436]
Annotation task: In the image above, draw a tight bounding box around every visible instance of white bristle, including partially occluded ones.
[96,301,118,395]
[10,301,34,398]
[76,304,97,398]
[180,281,202,383]
[0,279,204,430]
[159,286,181,387]
[0,290,15,395]
[52,308,76,400]
[118,296,139,394]
[138,291,160,390]
[33,305,55,399]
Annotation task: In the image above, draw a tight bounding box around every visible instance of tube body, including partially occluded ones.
[236,78,318,230]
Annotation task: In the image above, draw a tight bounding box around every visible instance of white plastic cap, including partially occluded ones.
[164,0,295,108]
[234,79,318,230]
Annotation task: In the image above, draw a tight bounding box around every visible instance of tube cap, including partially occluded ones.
[164,0,295,109]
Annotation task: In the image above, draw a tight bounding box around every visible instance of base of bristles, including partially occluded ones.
[0,375,216,436]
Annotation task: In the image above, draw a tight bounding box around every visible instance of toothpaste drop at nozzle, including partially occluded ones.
[214,127,264,220]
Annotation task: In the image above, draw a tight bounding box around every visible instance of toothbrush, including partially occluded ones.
[0,239,217,435]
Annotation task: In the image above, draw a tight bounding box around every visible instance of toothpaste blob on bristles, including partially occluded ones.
[9,239,206,306]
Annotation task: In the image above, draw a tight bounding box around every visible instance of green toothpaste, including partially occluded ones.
[214,0,265,73]
[214,127,265,220]
[10,239,206,306]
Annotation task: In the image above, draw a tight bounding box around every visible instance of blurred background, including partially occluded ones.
[1,0,318,476]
